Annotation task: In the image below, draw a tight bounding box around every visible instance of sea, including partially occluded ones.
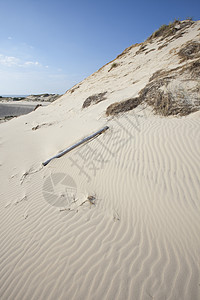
[1,95,28,98]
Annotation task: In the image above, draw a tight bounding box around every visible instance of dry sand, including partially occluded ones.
[0,20,200,300]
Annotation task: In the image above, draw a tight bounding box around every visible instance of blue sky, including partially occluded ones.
[0,0,199,95]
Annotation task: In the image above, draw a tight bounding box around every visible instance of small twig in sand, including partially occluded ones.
[113,210,120,222]
[59,194,97,212]
[87,195,96,205]
[15,195,27,205]
[20,172,29,185]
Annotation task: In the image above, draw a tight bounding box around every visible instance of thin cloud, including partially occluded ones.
[24,61,40,66]
[0,54,19,67]
[0,54,42,68]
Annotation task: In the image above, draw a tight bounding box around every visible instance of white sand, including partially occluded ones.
[0,20,200,299]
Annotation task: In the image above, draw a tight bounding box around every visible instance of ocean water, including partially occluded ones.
[1,95,28,98]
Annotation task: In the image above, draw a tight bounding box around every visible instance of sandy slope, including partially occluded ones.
[0,20,200,299]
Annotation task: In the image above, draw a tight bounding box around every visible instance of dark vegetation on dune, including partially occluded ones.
[108,63,119,72]
[82,92,107,108]
[106,58,200,117]
[106,98,142,116]
[147,19,194,42]
[81,19,200,117]
[178,41,200,63]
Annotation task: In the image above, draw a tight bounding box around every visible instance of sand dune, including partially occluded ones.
[0,111,200,299]
[0,20,200,299]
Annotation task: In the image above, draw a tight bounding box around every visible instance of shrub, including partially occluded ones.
[106,97,142,116]
[108,62,119,72]
[82,92,107,108]
[178,41,200,62]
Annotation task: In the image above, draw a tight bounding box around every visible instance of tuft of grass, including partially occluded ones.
[136,44,147,55]
[178,41,200,63]
[153,24,169,38]
[108,62,119,72]
[116,43,140,59]
[106,97,142,116]
[146,19,193,42]
[187,59,200,78]
[138,74,199,116]
[87,195,96,205]
[70,85,80,94]
[186,16,193,21]
[151,22,176,40]
[82,92,107,108]
[106,59,200,117]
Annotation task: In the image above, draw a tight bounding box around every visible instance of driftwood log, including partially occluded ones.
[42,126,109,166]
